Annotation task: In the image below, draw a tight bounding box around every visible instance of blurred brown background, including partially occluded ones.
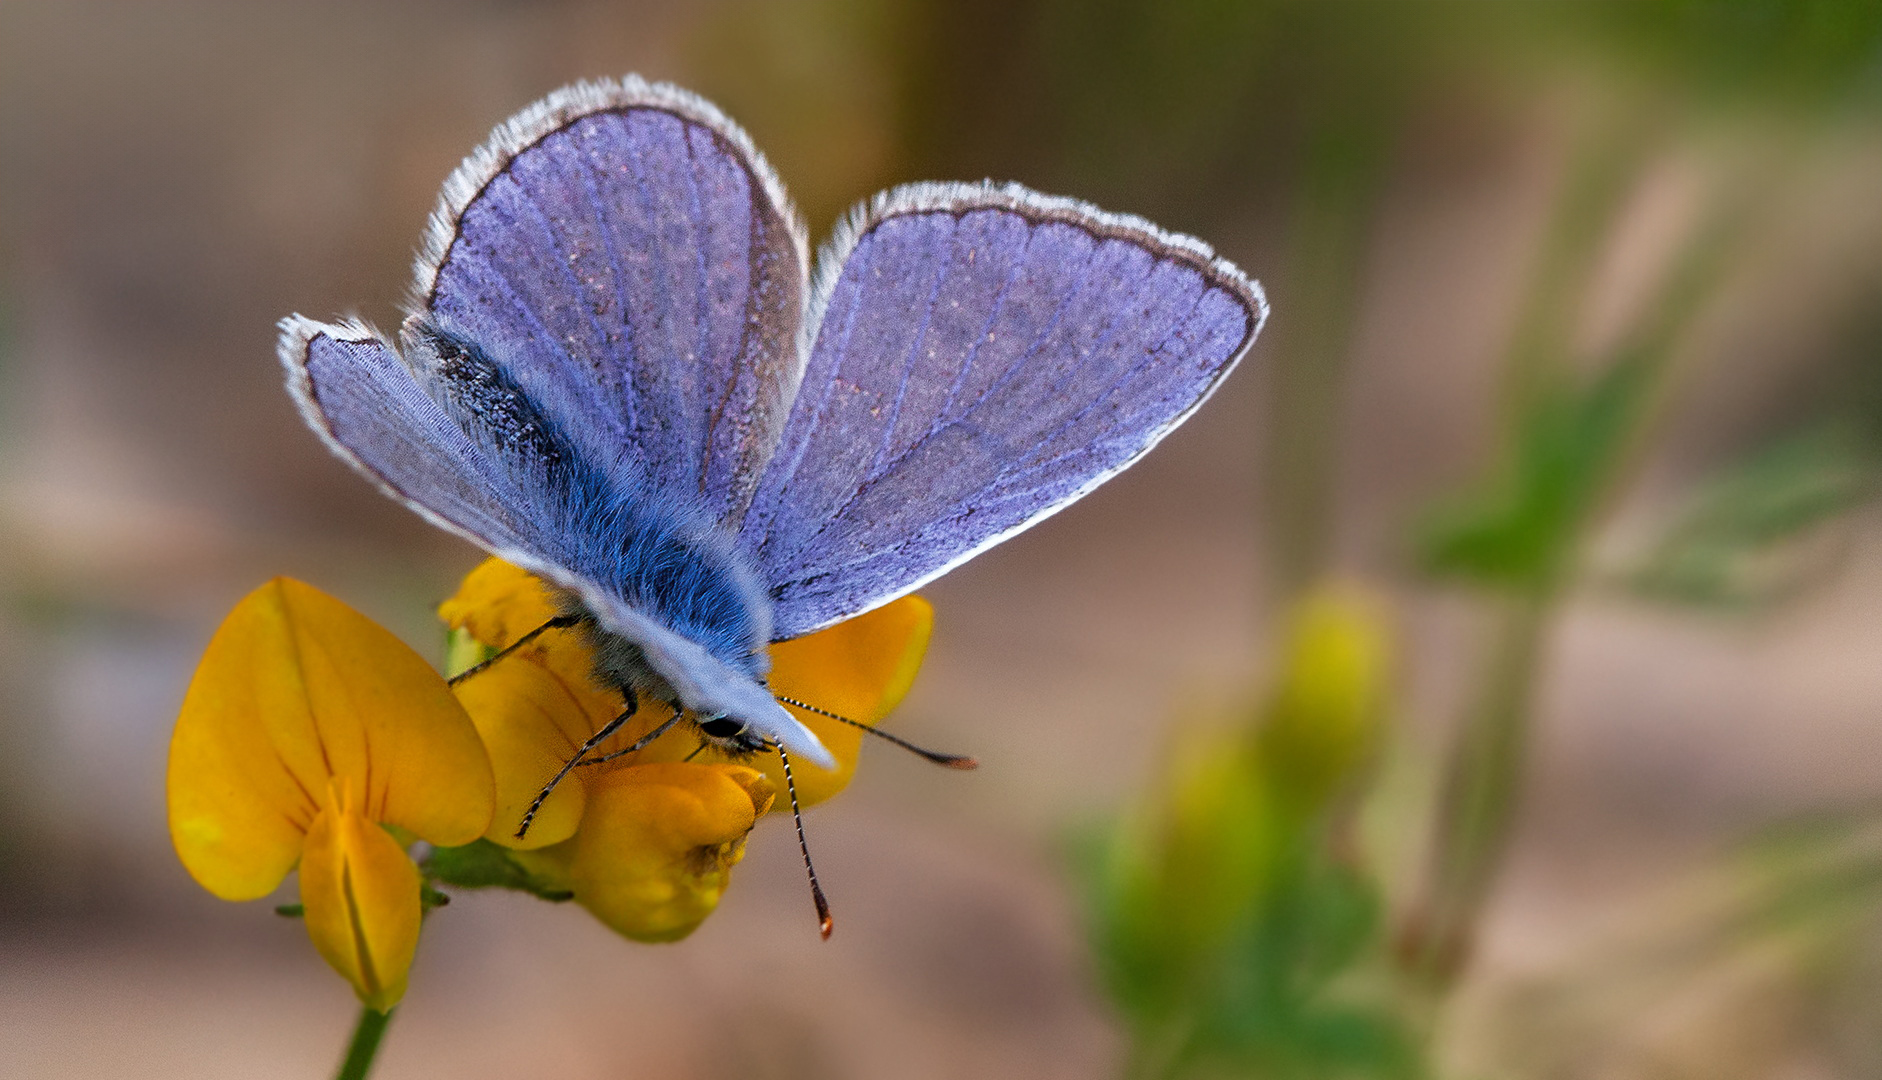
[4,2,1882,1077]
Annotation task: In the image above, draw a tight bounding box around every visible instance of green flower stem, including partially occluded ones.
[1407,588,1552,990]
[1265,106,1392,599]
[1405,115,1771,1003]
[334,1005,394,1080]
[1497,104,1661,428]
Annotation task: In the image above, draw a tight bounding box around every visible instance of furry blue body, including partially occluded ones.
[422,324,772,694]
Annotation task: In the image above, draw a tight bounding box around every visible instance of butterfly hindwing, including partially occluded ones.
[413,77,808,526]
[280,317,564,565]
[739,182,1267,639]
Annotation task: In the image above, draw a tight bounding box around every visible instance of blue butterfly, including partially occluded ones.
[279,75,1267,810]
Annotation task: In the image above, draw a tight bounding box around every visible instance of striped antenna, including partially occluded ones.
[775,696,977,770]
[774,741,833,939]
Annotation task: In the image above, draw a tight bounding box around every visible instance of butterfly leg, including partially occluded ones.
[449,613,585,686]
[577,702,686,767]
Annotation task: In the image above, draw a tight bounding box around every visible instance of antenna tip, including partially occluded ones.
[813,890,834,939]
[941,755,979,770]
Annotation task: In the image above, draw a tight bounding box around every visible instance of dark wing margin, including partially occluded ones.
[738,181,1268,639]
[407,75,808,527]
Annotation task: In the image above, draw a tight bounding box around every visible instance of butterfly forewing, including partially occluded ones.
[414,78,808,526]
[740,183,1267,639]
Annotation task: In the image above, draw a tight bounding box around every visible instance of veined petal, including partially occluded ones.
[169,579,494,901]
[300,781,422,1013]
[170,583,325,899]
[441,559,622,728]
[565,763,775,942]
[453,659,592,850]
[268,580,494,845]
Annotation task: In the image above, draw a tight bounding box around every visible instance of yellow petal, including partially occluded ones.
[565,763,774,942]
[267,580,494,844]
[170,581,325,900]
[773,595,934,720]
[437,558,560,648]
[299,781,421,1012]
[440,558,621,729]
[453,659,593,850]
[169,579,494,900]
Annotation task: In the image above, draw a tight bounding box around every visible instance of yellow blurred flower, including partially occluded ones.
[437,558,933,941]
[168,578,495,1011]
[1255,582,1393,812]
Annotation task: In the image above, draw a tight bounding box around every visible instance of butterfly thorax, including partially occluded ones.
[414,321,774,688]
[540,498,780,756]
[560,483,772,674]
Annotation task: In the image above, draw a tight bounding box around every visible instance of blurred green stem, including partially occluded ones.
[1499,107,1660,424]
[1400,116,1654,998]
[1266,109,1391,598]
[334,1006,394,1080]
[1407,587,1551,989]
[1406,114,1775,1002]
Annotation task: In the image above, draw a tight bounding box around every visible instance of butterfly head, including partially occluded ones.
[694,712,770,757]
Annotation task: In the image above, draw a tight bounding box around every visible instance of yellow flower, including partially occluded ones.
[510,763,776,941]
[168,578,495,1011]
[1255,582,1393,812]
[437,557,933,940]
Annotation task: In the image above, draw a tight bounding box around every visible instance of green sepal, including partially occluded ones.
[423,838,574,902]
[442,626,496,681]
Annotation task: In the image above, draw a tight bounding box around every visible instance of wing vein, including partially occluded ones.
[930,220,1034,436]
[750,243,872,566]
[622,116,668,454]
[681,121,715,494]
[863,218,954,481]
[455,244,587,377]
[996,277,1214,487]
[575,122,639,433]
[508,175,621,383]
[942,232,1105,428]
[772,232,1106,566]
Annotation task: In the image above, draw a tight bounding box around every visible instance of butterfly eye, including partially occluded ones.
[698,716,745,740]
